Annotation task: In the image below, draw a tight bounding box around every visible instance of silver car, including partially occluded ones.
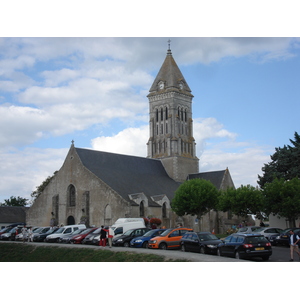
[237,226,261,234]
[253,227,283,240]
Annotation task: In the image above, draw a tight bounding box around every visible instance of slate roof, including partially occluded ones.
[187,170,227,190]
[75,148,181,205]
[148,49,192,95]
[0,206,29,223]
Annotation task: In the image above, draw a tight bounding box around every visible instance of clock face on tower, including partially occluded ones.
[159,82,164,90]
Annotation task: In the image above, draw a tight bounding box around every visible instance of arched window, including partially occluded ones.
[162,203,167,218]
[68,184,76,207]
[156,109,158,122]
[161,107,163,121]
[165,107,168,120]
[139,201,145,217]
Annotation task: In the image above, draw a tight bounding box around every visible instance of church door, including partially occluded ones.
[67,216,75,225]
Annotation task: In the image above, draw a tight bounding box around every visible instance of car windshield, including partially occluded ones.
[93,228,102,234]
[197,233,219,241]
[72,228,84,235]
[54,227,65,233]
[253,228,264,232]
[81,228,93,235]
[45,228,58,234]
[143,230,158,237]
[123,229,135,236]
[160,229,173,236]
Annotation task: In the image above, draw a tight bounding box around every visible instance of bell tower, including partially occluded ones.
[147,43,199,182]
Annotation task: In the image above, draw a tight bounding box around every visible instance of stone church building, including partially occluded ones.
[27,46,239,233]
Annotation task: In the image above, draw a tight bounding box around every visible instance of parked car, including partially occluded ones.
[217,233,272,261]
[0,227,19,241]
[273,228,300,246]
[45,224,86,243]
[237,226,261,234]
[33,227,60,242]
[112,228,151,247]
[148,227,193,250]
[0,227,12,236]
[16,226,50,242]
[82,227,101,244]
[69,227,98,244]
[130,228,167,248]
[253,227,283,240]
[180,232,223,254]
[59,228,86,243]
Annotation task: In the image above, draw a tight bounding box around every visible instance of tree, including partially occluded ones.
[258,132,300,188]
[31,171,58,202]
[262,177,300,227]
[0,196,28,206]
[171,179,219,230]
[218,185,264,219]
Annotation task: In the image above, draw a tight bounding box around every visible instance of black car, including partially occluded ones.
[217,233,272,261]
[112,228,151,247]
[33,227,59,242]
[273,228,300,246]
[180,232,222,254]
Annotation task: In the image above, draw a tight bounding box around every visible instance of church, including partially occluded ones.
[27,45,237,233]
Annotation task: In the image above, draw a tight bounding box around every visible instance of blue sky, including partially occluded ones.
[0,37,299,201]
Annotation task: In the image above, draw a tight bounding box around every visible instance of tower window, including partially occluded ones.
[156,109,158,122]
[161,108,163,121]
[165,107,168,120]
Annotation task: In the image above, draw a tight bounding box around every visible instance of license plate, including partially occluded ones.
[255,247,264,250]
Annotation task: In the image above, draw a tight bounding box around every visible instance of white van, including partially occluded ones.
[45,224,86,243]
[111,218,145,237]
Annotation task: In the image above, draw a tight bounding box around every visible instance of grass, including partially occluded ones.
[0,243,190,262]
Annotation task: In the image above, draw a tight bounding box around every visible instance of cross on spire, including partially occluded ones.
[168,39,171,50]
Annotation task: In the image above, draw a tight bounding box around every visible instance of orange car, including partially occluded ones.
[148,227,193,250]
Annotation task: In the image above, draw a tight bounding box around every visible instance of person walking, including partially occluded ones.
[27,227,33,242]
[107,226,114,248]
[289,230,300,261]
[21,226,27,243]
[99,225,107,247]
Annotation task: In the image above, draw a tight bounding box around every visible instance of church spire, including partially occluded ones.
[148,44,192,95]
[147,45,199,182]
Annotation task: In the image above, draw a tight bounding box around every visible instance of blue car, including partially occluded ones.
[130,228,167,248]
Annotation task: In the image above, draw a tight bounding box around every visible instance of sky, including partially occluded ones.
[0,36,299,202]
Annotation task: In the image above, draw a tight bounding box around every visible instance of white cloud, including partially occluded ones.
[0,147,67,201]
[91,125,148,157]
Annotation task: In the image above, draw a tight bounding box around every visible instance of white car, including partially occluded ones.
[253,227,283,240]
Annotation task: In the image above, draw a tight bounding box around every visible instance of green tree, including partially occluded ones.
[218,185,264,219]
[258,132,300,188]
[0,196,28,206]
[262,177,300,227]
[31,171,58,202]
[171,179,219,230]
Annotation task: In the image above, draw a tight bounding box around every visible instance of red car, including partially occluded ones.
[69,227,98,244]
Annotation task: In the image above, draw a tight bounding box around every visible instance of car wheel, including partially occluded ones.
[200,247,205,254]
[142,241,148,248]
[262,256,270,261]
[123,242,130,247]
[181,244,186,252]
[235,251,241,259]
[159,243,167,250]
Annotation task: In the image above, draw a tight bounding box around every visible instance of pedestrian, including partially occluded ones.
[99,225,107,247]
[108,226,114,248]
[27,227,33,242]
[289,230,300,261]
[21,226,27,243]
